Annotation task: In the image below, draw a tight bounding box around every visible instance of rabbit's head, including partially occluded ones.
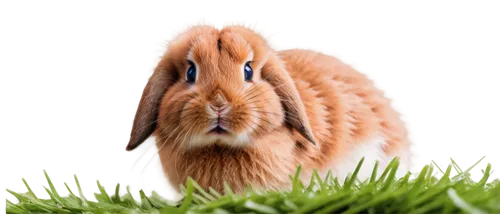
[126,25,316,151]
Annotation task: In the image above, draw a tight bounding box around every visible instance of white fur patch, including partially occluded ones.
[319,134,410,183]
[188,133,250,148]
[234,132,250,147]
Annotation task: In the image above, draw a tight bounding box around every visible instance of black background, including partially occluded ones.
[0,5,499,184]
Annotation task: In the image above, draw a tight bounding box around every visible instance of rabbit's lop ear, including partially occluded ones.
[126,66,175,151]
[126,26,217,151]
[262,56,317,145]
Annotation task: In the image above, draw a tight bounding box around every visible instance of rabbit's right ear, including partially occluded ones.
[261,55,317,146]
[126,66,175,151]
[125,26,217,151]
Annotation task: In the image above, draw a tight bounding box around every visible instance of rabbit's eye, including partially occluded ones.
[186,60,196,83]
[244,62,253,81]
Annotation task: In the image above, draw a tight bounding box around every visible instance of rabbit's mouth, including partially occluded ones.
[207,125,229,135]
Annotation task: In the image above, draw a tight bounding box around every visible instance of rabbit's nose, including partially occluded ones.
[211,90,228,107]
[214,93,226,104]
[209,104,228,114]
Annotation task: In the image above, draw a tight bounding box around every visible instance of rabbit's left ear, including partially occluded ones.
[262,56,317,145]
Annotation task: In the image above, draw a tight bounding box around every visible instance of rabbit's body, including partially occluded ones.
[279,49,411,181]
[127,25,411,193]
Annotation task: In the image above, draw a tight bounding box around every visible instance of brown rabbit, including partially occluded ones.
[126,25,411,193]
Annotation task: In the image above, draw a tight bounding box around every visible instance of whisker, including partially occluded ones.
[240,115,268,134]
[233,83,248,103]
[188,87,204,102]
[242,80,295,101]
[139,124,181,181]
[133,88,205,131]
[245,97,295,106]
[241,119,274,166]
[248,107,302,126]
[130,125,171,172]
[133,105,195,132]
[250,109,282,116]
[235,71,276,101]
[249,107,297,120]
[241,75,295,100]
[176,116,199,173]
[170,121,197,180]
[178,110,202,121]
[240,82,266,100]
[247,112,276,128]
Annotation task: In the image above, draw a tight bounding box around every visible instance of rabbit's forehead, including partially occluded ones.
[219,32,253,63]
[189,33,253,65]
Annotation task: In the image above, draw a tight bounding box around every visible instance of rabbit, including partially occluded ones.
[126,25,411,194]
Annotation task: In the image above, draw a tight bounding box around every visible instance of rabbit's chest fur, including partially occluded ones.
[158,129,299,193]
[280,49,411,180]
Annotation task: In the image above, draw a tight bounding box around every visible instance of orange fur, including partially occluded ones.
[127,25,411,193]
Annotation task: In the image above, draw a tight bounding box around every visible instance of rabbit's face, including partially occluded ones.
[157,28,284,148]
[127,25,315,151]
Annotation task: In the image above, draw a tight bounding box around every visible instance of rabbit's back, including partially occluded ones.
[279,49,411,180]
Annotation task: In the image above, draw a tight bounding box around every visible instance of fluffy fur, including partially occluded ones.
[126,25,411,193]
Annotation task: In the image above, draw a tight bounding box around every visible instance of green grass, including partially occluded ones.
[6,157,500,214]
